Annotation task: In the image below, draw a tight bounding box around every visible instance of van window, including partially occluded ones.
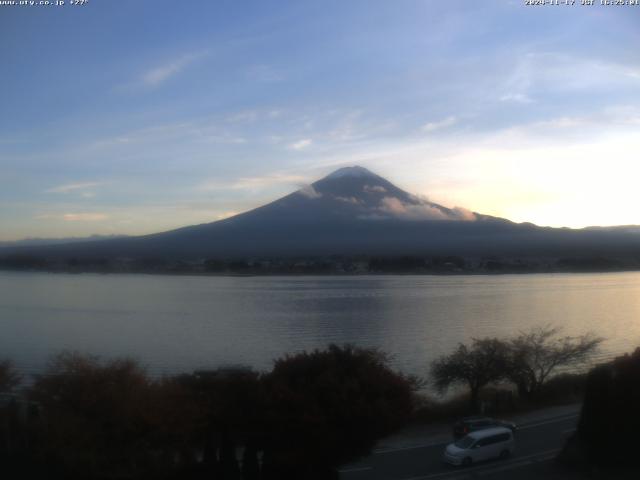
[454,436,475,449]
[479,432,510,446]
[481,435,498,446]
[473,420,491,428]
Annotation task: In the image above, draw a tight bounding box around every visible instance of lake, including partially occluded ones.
[1,271,639,380]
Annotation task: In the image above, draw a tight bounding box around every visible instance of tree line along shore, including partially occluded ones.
[2,253,640,275]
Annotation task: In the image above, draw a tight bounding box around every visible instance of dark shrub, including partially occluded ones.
[0,360,21,393]
[562,347,640,469]
[577,348,640,466]
[262,344,418,478]
[29,352,188,479]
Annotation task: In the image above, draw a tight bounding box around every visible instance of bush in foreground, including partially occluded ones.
[261,344,419,478]
[0,360,21,393]
[565,347,640,469]
[12,345,418,479]
[29,352,205,479]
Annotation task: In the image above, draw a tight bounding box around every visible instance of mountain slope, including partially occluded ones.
[2,166,640,261]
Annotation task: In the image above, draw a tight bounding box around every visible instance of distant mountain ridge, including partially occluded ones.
[2,166,640,263]
[0,234,128,248]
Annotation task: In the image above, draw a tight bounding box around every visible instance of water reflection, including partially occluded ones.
[0,271,639,378]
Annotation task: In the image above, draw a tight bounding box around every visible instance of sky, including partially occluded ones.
[1,0,639,241]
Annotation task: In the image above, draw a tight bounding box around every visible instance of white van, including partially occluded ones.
[443,426,514,466]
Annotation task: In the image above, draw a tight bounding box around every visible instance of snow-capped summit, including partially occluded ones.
[323,166,379,180]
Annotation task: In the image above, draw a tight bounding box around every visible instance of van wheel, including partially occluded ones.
[500,449,510,460]
[462,457,472,467]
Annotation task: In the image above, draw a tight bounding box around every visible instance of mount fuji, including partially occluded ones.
[3,166,640,264]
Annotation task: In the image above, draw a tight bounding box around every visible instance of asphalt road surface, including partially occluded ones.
[339,412,579,480]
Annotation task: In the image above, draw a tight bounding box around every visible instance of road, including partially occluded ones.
[339,412,579,480]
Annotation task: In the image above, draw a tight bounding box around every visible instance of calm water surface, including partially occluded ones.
[1,271,639,378]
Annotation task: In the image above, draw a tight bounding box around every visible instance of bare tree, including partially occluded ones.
[431,338,509,412]
[506,326,603,399]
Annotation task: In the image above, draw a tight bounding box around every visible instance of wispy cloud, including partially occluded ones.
[200,172,309,192]
[377,197,475,221]
[46,182,101,194]
[216,211,239,220]
[364,185,386,193]
[297,184,322,199]
[62,213,109,222]
[246,64,284,83]
[333,195,362,205]
[226,110,259,123]
[138,51,207,88]
[422,116,457,133]
[499,93,533,104]
[498,52,640,105]
[36,213,109,222]
[289,138,313,150]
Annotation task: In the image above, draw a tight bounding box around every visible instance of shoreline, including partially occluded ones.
[2,266,640,277]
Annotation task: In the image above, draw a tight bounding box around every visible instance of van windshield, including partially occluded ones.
[454,436,475,449]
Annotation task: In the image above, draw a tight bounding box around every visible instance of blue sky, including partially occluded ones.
[1,0,639,240]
